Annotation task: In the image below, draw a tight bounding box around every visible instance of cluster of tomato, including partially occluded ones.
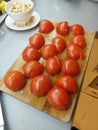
[4,19,86,110]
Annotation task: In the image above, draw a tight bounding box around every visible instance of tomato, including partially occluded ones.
[23,60,44,78]
[56,75,78,94]
[39,19,54,33]
[70,35,86,49]
[52,36,67,53]
[66,44,85,60]
[30,75,51,97]
[71,24,84,36]
[61,59,80,76]
[40,44,57,59]
[29,33,45,49]
[56,21,68,36]
[4,71,26,91]
[22,46,41,61]
[45,56,61,76]
[48,86,71,110]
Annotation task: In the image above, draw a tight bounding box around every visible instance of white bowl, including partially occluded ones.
[5,0,34,24]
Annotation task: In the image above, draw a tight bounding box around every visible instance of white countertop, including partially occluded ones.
[0,0,98,130]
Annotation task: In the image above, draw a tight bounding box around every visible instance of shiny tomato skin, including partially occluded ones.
[22,46,41,61]
[29,33,45,49]
[4,71,26,91]
[56,75,78,94]
[45,56,61,76]
[70,35,86,49]
[40,44,57,59]
[71,24,84,36]
[66,44,85,60]
[56,21,68,36]
[61,59,80,76]
[39,19,54,33]
[52,36,67,53]
[30,75,51,97]
[48,86,71,110]
[23,60,44,78]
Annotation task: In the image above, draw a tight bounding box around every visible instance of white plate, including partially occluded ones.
[5,11,40,31]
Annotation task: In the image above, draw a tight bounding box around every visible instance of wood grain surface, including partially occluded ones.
[0,23,95,122]
[72,36,98,130]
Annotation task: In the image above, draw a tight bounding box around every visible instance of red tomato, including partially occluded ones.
[71,24,84,36]
[56,21,68,36]
[56,75,78,94]
[30,75,51,97]
[40,44,57,59]
[45,56,61,76]
[52,36,67,53]
[29,33,45,49]
[70,35,86,49]
[4,71,26,91]
[48,86,71,110]
[39,19,54,33]
[23,60,44,78]
[22,46,41,61]
[66,44,85,60]
[61,59,80,76]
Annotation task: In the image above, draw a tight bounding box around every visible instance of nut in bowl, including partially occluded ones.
[5,0,34,25]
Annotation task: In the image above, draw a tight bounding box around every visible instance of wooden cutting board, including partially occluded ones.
[0,23,95,122]
[71,32,98,130]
